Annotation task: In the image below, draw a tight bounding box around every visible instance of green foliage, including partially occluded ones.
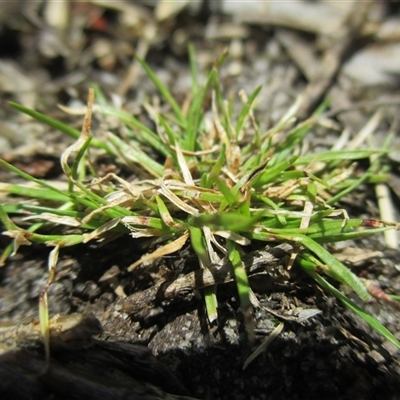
[2,53,400,350]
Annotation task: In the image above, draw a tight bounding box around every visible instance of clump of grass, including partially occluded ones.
[1,48,400,360]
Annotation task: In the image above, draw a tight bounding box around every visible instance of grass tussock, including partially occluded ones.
[1,49,400,358]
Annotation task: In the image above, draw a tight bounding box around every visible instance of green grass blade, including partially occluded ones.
[0,159,73,201]
[189,226,218,322]
[235,85,262,140]
[0,203,20,231]
[205,144,226,188]
[191,212,263,232]
[136,56,186,126]
[100,105,171,157]
[107,133,164,178]
[276,233,371,301]
[227,240,254,341]
[184,68,218,152]
[296,150,385,165]
[188,226,209,271]
[251,156,298,187]
[8,102,112,153]
[0,183,71,203]
[203,286,218,324]
[304,267,400,350]
[68,135,93,192]
[327,171,372,206]
[213,178,239,206]
[92,84,108,107]
[188,43,199,97]
[271,122,313,164]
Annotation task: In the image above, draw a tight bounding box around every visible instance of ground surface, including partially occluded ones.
[1,2,400,399]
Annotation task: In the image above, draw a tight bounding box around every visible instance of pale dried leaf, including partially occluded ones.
[58,103,88,115]
[82,218,121,243]
[174,141,194,186]
[213,230,251,246]
[82,198,131,225]
[203,226,223,265]
[158,183,199,216]
[2,230,32,255]
[128,231,189,271]
[23,213,81,227]
[347,109,383,150]
[296,308,322,323]
[373,183,398,249]
[243,322,284,370]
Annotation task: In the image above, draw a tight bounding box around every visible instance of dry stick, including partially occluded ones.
[119,243,293,318]
[275,29,318,82]
[163,243,293,298]
[279,2,374,120]
[0,313,103,355]
[323,97,400,120]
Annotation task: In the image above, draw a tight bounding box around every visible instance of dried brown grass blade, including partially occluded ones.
[128,231,189,271]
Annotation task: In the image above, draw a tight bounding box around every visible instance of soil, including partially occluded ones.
[1,2,400,400]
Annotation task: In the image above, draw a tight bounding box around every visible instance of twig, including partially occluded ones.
[119,243,293,319]
[292,2,374,120]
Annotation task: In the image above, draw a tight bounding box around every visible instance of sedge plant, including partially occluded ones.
[1,48,400,363]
